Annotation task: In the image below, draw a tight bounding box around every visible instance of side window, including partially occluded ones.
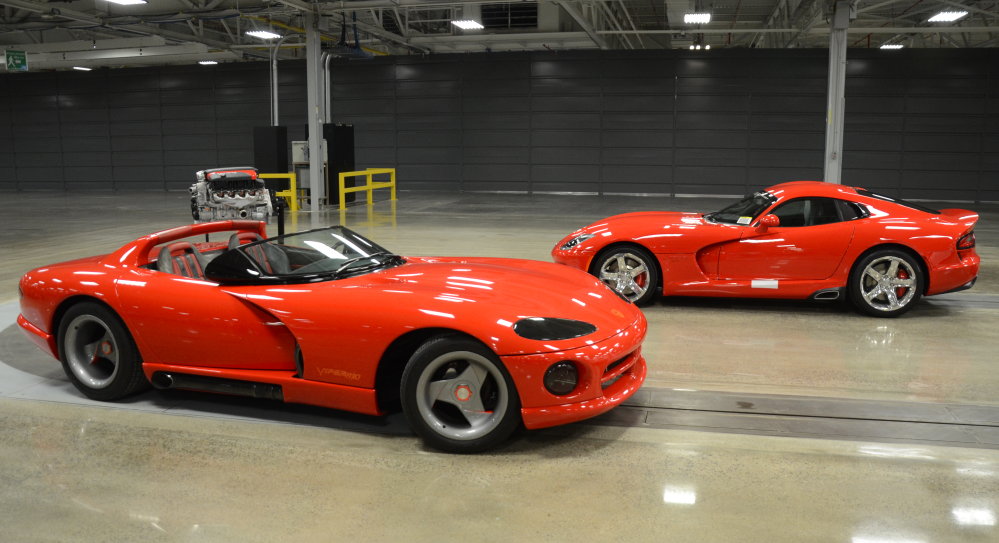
[837,200,867,221]
[770,198,843,228]
[810,198,841,226]
[770,199,809,227]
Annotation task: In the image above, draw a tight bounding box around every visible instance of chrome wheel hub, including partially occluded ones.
[598,253,649,302]
[860,256,916,312]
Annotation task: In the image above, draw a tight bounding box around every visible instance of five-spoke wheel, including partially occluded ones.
[591,246,659,305]
[401,335,521,453]
[57,302,147,401]
[849,250,923,318]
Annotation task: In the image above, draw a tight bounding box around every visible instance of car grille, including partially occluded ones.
[601,351,637,389]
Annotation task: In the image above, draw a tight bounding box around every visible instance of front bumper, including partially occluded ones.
[501,318,647,430]
[550,244,597,274]
[18,314,58,359]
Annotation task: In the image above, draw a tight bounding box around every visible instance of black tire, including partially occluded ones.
[590,246,660,305]
[57,302,148,401]
[401,335,521,453]
[848,249,923,318]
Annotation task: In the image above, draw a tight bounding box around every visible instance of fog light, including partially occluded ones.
[544,361,578,396]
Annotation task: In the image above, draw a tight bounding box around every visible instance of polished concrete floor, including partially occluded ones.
[1,191,997,542]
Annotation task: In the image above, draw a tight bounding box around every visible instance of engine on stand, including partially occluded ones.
[190,167,273,222]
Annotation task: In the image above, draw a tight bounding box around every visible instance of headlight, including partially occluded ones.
[544,361,578,396]
[560,233,594,250]
[513,317,597,341]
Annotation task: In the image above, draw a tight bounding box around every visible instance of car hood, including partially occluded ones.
[223,256,646,356]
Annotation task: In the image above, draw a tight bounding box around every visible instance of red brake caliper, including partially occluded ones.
[896,269,909,298]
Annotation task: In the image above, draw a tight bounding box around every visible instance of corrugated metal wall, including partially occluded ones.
[1,49,996,201]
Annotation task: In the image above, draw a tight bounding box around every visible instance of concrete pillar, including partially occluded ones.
[305,11,324,211]
[823,1,852,184]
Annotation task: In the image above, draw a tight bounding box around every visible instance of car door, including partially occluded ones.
[717,197,858,281]
[114,268,297,370]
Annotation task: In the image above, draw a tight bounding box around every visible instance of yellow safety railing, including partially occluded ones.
[258,172,302,213]
[338,168,397,210]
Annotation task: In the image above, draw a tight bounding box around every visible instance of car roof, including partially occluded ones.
[766,180,862,200]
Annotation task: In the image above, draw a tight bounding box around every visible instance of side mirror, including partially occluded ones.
[757,214,779,231]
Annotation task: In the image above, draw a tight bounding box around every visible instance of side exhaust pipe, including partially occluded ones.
[811,288,843,301]
[151,372,283,401]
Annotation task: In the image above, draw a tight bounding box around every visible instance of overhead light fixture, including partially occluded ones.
[684,13,711,24]
[198,60,218,65]
[246,30,282,40]
[928,11,968,22]
[106,0,148,5]
[72,66,92,71]
[704,44,711,50]
[880,44,904,49]
[451,20,484,30]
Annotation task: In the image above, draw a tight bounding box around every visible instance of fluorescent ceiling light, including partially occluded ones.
[880,44,904,49]
[246,30,282,40]
[199,60,218,65]
[928,11,968,22]
[451,20,484,30]
[106,0,148,5]
[73,66,92,71]
[684,13,711,24]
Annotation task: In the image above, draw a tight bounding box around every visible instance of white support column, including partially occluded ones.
[305,10,324,212]
[823,1,852,184]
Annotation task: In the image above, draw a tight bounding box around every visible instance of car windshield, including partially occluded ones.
[704,191,777,225]
[235,226,403,280]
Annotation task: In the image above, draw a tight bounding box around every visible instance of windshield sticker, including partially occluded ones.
[751,279,779,289]
[737,216,752,225]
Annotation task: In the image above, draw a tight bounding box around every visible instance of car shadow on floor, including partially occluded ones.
[650,295,956,318]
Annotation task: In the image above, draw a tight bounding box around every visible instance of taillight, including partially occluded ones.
[957,231,976,251]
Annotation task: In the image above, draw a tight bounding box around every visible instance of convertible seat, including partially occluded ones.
[227,232,290,275]
[158,242,209,279]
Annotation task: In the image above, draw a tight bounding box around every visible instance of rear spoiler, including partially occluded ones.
[939,209,979,229]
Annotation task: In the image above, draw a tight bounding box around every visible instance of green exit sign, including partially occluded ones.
[5,50,28,72]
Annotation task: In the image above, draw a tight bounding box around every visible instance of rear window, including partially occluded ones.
[855,189,940,215]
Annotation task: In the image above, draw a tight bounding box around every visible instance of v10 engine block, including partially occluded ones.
[190,167,273,222]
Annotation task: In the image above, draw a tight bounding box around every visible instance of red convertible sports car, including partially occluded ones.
[18,221,646,453]
[552,181,979,317]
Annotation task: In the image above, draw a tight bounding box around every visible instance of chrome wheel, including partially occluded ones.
[849,250,923,318]
[401,335,521,453]
[860,256,916,312]
[593,247,659,305]
[64,314,120,389]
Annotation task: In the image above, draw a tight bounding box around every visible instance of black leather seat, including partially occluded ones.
[158,242,209,279]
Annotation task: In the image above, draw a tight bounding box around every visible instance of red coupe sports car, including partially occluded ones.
[552,181,979,317]
[18,221,646,453]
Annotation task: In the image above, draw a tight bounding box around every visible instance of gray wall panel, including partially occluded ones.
[463,164,531,182]
[63,152,112,167]
[842,151,902,170]
[1,49,995,200]
[605,148,672,166]
[15,153,63,167]
[113,151,163,166]
[63,137,111,153]
[603,131,673,148]
[532,130,599,147]
[532,148,601,165]
[14,138,61,153]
